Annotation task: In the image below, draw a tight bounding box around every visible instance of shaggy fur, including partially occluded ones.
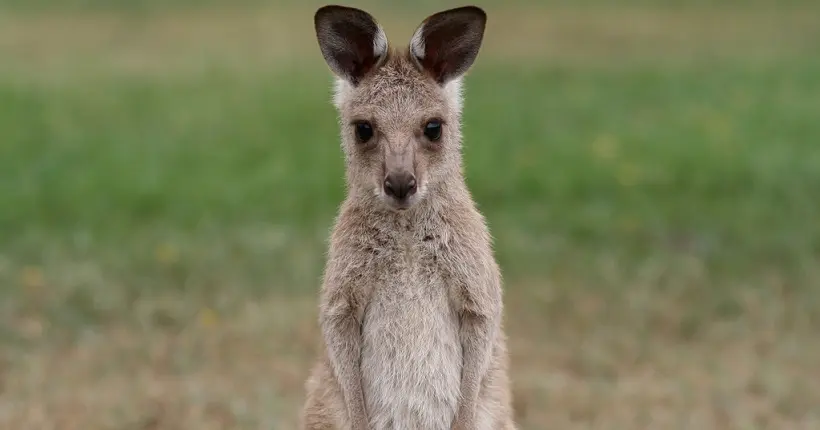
[302,5,515,430]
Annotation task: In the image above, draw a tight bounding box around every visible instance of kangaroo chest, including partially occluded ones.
[360,241,462,430]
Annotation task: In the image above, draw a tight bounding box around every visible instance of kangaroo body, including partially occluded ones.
[301,6,515,430]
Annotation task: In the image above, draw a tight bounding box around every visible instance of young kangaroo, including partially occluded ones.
[301,5,515,430]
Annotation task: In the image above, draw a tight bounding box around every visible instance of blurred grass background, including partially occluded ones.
[2,0,820,428]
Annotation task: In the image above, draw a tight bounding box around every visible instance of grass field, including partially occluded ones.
[2,1,820,428]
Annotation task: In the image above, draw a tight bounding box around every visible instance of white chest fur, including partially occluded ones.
[360,267,462,430]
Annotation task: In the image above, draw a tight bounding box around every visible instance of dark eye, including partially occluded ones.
[424,120,442,141]
[354,121,374,143]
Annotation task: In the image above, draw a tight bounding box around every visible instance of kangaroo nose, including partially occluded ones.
[384,172,417,200]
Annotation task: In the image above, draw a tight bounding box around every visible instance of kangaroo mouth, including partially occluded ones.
[381,191,421,211]
[386,197,413,211]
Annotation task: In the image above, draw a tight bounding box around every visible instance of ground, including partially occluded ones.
[1,1,820,429]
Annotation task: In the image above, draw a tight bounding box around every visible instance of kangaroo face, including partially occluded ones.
[314,5,486,211]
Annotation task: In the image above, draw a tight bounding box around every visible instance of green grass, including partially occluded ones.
[2,2,820,429]
[4,64,819,289]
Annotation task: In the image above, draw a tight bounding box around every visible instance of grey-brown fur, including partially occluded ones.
[301,5,515,430]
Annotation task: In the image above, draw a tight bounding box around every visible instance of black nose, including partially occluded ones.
[383,172,417,200]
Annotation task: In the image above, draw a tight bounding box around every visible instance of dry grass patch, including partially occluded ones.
[2,279,819,429]
[507,281,820,429]
[1,296,318,429]
[1,4,818,80]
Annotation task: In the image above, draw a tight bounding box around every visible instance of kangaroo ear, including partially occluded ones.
[314,5,388,85]
[409,6,486,85]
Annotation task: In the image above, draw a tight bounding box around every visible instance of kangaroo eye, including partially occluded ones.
[354,121,374,143]
[423,120,442,141]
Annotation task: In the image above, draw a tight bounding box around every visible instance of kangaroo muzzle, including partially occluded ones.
[382,144,418,205]
[383,171,417,200]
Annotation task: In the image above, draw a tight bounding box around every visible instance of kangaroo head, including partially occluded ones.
[314,5,486,211]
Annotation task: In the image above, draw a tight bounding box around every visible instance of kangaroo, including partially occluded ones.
[301,5,515,430]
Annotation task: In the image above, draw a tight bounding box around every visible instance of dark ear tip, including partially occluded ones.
[315,4,351,14]
[314,5,343,24]
[464,5,487,17]
[442,5,487,20]
[314,5,369,26]
[314,5,330,28]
